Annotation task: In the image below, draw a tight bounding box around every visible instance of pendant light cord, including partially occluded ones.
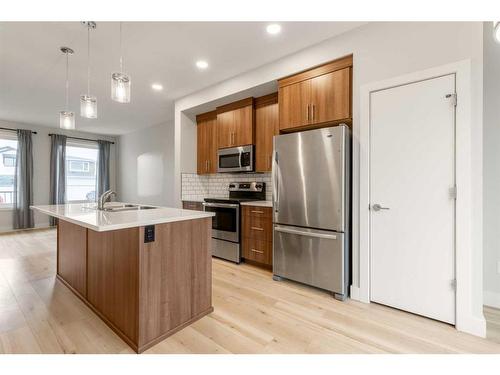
[87,25,91,95]
[65,52,69,110]
[119,22,123,73]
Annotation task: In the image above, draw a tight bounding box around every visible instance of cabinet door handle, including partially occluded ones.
[251,210,264,214]
[251,248,264,254]
[312,104,315,121]
[251,226,264,231]
[306,104,310,121]
[206,160,209,172]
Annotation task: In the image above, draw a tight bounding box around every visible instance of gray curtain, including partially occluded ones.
[49,134,67,226]
[97,140,112,198]
[13,129,34,229]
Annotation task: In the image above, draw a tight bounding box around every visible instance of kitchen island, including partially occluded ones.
[31,203,215,353]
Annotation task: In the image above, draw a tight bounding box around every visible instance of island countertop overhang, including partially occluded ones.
[31,203,214,232]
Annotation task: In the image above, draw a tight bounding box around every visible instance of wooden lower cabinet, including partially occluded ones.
[241,205,273,268]
[182,201,203,211]
[57,220,87,297]
[242,237,272,266]
[87,227,140,344]
[56,218,213,353]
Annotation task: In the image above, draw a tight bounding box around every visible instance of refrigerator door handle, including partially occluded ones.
[274,226,338,240]
[273,150,279,212]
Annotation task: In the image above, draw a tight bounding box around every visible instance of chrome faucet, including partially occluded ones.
[98,190,117,210]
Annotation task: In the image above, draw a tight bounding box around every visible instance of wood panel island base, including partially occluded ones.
[32,204,214,353]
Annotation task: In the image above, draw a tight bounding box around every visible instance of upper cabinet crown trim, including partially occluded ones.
[196,110,217,122]
[278,54,353,88]
[254,92,278,108]
[216,97,254,114]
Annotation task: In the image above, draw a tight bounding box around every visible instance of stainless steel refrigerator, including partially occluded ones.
[272,125,350,300]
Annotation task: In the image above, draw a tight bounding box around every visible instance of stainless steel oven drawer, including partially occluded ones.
[212,238,241,263]
[273,224,347,297]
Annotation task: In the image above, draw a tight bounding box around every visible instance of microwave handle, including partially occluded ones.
[239,150,243,168]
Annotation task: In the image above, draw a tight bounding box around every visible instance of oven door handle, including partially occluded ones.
[202,202,240,209]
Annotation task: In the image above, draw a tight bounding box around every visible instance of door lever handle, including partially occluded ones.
[372,204,390,212]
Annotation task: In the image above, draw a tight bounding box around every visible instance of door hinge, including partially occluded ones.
[451,279,457,290]
[446,93,457,106]
[450,185,457,200]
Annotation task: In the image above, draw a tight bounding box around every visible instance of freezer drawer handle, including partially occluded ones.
[274,226,337,240]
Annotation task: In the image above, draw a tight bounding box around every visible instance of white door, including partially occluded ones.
[370,74,456,324]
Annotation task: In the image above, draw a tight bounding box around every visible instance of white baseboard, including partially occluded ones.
[484,290,500,309]
[457,314,487,338]
[0,223,51,234]
[350,285,361,301]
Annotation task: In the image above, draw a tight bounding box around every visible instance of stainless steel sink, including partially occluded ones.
[102,204,158,212]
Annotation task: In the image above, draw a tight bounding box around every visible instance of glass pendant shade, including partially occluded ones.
[59,111,75,130]
[80,95,97,119]
[494,22,500,43]
[111,72,131,103]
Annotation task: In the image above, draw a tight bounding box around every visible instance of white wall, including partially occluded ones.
[173,22,485,330]
[0,119,117,232]
[117,122,175,207]
[483,22,500,308]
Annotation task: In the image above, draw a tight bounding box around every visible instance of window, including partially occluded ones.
[0,135,18,208]
[3,155,16,167]
[69,160,90,173]
[65,142,98,203]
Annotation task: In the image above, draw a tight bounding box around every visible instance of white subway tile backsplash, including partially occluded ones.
[181,172,271,202]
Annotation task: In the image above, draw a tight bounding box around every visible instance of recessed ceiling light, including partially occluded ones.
[196,60,209,70]
[151,83,163,91]
[266,24,281,35]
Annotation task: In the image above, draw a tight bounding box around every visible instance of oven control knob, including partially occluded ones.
[255,184,262,189]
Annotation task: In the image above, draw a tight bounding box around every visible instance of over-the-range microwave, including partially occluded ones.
[217,145,254,173]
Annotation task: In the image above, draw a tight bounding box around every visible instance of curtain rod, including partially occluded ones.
[0,126,38,134]
[48,134,115,145]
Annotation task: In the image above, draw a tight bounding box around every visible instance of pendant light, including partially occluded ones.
[111,22,131,103]
[59,47,75,130]
[80,21,97,119]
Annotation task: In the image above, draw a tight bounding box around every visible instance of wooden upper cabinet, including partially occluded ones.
[232,104,253,146]
[216,110,234,149]
[278,55,352,132]
[255,93,279,172]
[196,111,217,174]
[278,80,311,131]
[310,67,350,125]
[216,97,254,149]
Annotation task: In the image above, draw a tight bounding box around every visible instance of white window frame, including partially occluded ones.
[0,131,18,210]
[68,160,90,173]
[3,154,16,167]
[65,140,98,204]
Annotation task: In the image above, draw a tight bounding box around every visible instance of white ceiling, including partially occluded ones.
[0,22,364,135]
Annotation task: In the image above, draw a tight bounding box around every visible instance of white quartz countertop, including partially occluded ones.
[240,200,273,208]
[31,203,214,232]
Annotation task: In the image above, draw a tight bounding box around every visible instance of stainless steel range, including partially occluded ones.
[203,182,266,263]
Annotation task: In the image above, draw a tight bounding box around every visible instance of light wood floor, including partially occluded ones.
[1,228,499,354]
